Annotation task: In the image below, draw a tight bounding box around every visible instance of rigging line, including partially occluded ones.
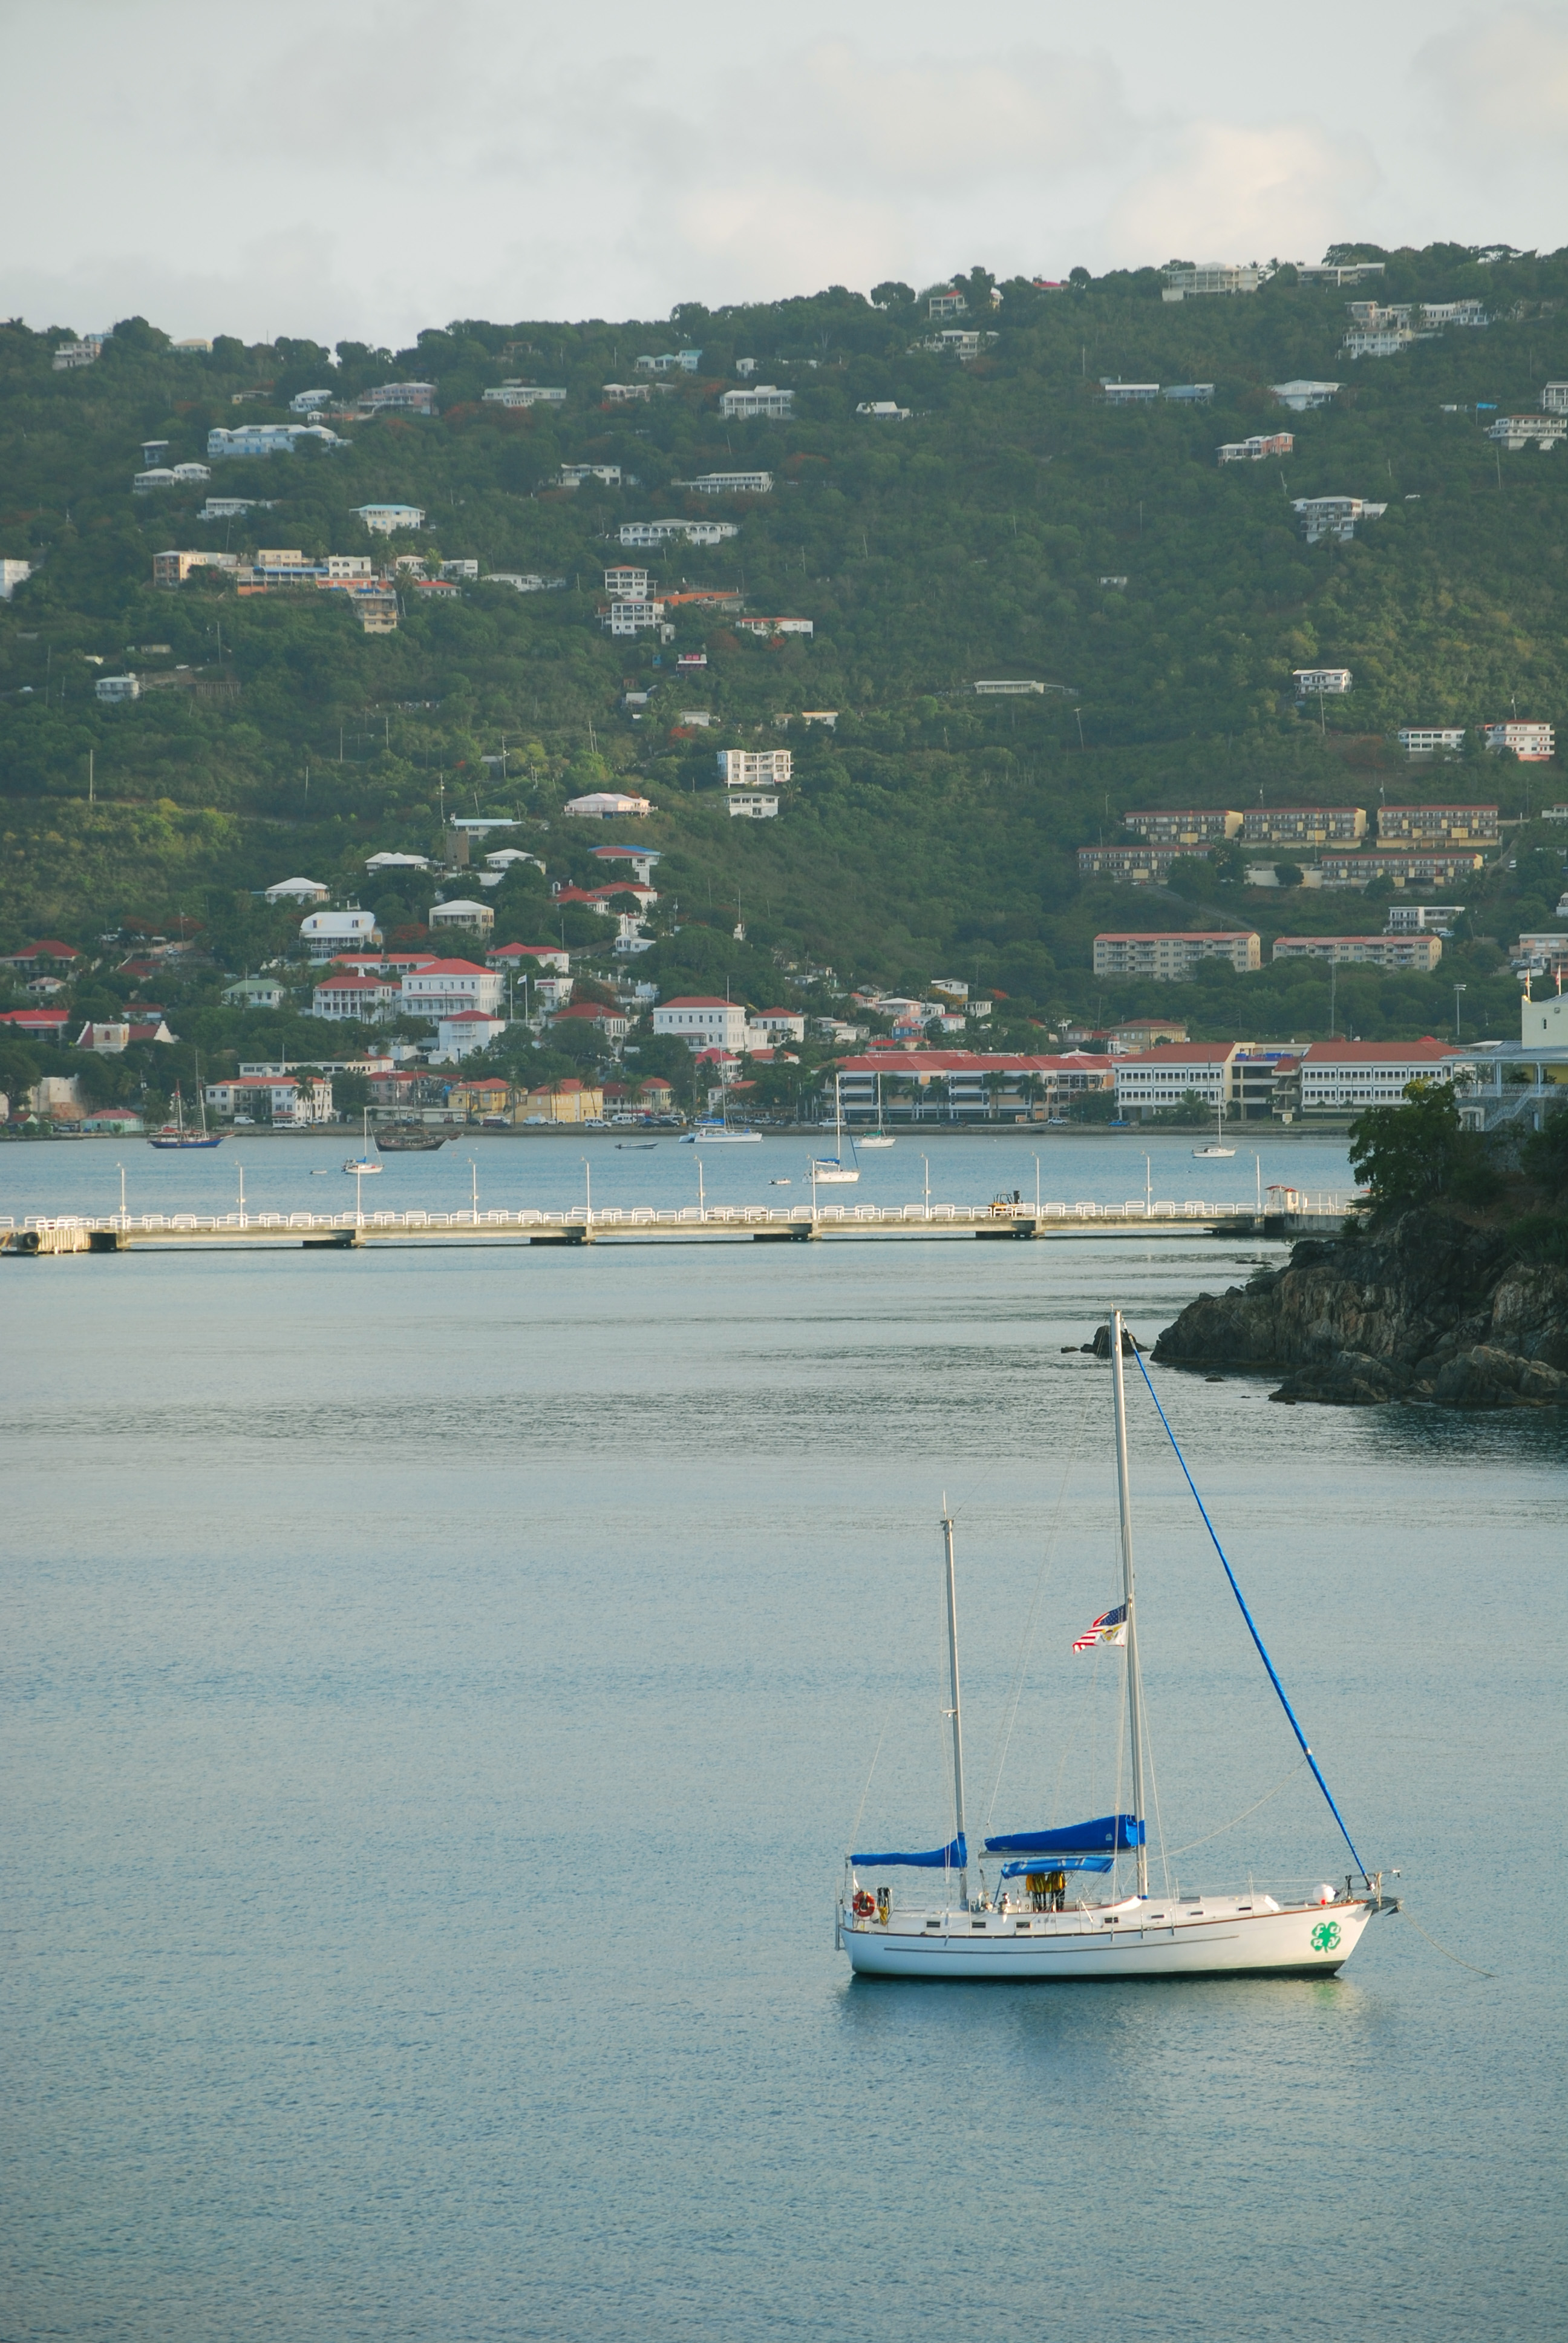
[1397,1908,1495,1979]
[1132,1349,1371,1884]
[1164,1757,1308,1858]
[980,1377,1099,1830]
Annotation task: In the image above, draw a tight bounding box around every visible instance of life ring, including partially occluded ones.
[851,1889,876,1918]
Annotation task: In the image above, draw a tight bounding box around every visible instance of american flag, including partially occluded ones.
[1073,1602,1128,1653]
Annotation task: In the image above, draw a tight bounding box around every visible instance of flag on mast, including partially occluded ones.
[1073,1602,1128,1653]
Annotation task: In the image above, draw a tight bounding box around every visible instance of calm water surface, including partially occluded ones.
[3,1132,1563,2342]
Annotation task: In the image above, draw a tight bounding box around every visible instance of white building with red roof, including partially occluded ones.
[400,958,504,1019]
[1112,1043,1242,1117]
[434,1010,507,1060]
[652,996,748,1051]
[1296,1038,1465,1115]
[488,942,570,974]
[0,939,80,973]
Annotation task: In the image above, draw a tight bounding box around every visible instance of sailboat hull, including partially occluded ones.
[841,1894,1376,1981]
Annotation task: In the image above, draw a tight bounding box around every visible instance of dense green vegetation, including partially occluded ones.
[3,243,1567,1105]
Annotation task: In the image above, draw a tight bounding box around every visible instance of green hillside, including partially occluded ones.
[2,242,1567,1105]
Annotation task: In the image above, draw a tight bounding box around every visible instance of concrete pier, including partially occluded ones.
[1,1193,1356,1255]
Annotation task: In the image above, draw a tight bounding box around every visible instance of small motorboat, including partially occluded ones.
[770,1178,791,1186]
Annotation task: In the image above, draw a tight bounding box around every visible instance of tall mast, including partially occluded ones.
[1109,1309,1149,1896]
[941,1511,970,1909]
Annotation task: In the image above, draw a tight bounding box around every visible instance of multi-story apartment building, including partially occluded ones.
[651,997,749,1052]
[1078,845,1210,885]
[1321,850,1487,888]
[1218,433,1294,462]
[1296,1040,1465,1115]
[153,550,241,586]
[1241,806,1367,847]
[1112,1043,1241,1115]
[1292,497,1387,543]
[671,471,773,495]
[1123,810,1243,846]
[717,749,792,788]
[1272,934,1443,971]
[1377,804,1498,845]
[1093,931,1261,978]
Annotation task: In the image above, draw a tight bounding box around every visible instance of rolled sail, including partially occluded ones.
[984,1814,1144,1856]
[851,1833,967,1870]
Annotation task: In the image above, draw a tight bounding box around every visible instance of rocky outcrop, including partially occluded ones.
[1154,1210,1568,1408]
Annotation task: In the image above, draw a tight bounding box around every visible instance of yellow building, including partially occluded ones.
[520,1080,604,1124]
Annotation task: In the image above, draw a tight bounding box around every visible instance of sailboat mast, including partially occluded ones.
[1109,1309,1149,1897]
[941,1511,970,1909]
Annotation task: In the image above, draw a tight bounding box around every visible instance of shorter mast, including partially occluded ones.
[1109,1309,1149,1897]
[941,1510,970,1909]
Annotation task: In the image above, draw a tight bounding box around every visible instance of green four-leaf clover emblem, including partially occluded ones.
[1310,1919,1342,1952]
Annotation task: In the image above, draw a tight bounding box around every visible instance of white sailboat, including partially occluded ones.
[859,1070,896,1147]
[810,1072,860,1183]
[343,1107,382,1175]
[838,1310,1397,1980]
[1192,1098,1235,1158]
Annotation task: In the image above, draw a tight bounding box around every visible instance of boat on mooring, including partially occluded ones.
[838,1308,1397,1981]
[148,1081,223,1151]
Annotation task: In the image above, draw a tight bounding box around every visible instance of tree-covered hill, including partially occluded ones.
[2,243,1567,1072]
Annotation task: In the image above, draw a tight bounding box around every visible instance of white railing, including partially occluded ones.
[13,1193,1357,1239]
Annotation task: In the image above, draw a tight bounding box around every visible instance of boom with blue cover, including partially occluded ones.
[984,1814,1145,1856]
[999,1856,1112,1876]
[851,1834,967,1870]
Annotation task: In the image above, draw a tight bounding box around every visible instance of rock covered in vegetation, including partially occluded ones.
[1153,1211,1568,1408]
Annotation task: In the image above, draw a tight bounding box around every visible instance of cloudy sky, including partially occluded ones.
[7,0,1566,346]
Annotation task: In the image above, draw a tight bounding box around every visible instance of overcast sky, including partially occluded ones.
[6,1,1566,346]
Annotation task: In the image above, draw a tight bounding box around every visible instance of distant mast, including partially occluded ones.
[1109,1309,1149,1898]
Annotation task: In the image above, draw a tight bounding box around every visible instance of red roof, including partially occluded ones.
[489,942,566,960]
[1302,1040,1463,1064]
[1096,931,1258,943]
[0,1007,69,1028]
[404,958,491,977]
[1119,1043,1238,1063]
[662,995,738,1009]
[553,886,600,905]
[833,1052,1111,1075]
[8,940,79,960]
[440,1009,502,1023]
[552,1001,620,1021]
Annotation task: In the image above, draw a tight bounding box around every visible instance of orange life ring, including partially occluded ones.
[852,1889,876,1918]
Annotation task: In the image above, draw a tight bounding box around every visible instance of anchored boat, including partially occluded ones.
[838,1309,1397,1981]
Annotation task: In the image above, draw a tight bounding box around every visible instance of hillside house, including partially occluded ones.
[153,550,241,586]
[560,464,623,487]
[1272,379,1341,410]
[719,749,792,788]
[52,338,103,369]
[719,385,794,419]
[652,997,748,1051]
[635,351,702,374]
[1387,905,1464,934]
[208,424,344,457]
[95,675,140,703]
[1293,497,1386,543]
[353,503,425,533]
[428,899,495,939]
[1293,667,1353,695]
[221,977,285,1009]
[358,382,437,415]
[564,791,652,819]
[401,960,504,1018]
[673,471,774,495]
[0,940,80,974]
[1162,384,1214,404]
[1397,727,1468,755]
[312,971,399,1021]
[604,565,650,598]
[265,875,329,902]
[488,942,570,975]
[856,402,910,419]
[1101,381,1159,404]
[1218,433,1293,461]
[729,793,779,819]
[433,1011,506,1060]
[0,558,33,598]
[1093,931,1261,978]
[619,520,739,546]
[928,292,969,319]
[1483,721,1555,759]
[1162,264,1263,299]
[975,678,1047,695]
[482,382,567,407]
[301,909,382,958]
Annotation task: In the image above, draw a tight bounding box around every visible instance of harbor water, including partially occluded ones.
[3,1130,1562,2341]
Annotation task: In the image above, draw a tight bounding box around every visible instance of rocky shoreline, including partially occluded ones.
[1154,1208,1568,1408]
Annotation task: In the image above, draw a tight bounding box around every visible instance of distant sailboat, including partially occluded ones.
[343,1108,382,1175]
[860,1070,896,1147]
[148,1073,223,1150]
[1192,1098,1235,1159]
[811,1073,860,1182]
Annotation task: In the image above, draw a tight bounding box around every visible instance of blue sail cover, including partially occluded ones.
[851,1833,967,1870]
[984,1814,1145,1856]
[999,1856,1112,1876]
